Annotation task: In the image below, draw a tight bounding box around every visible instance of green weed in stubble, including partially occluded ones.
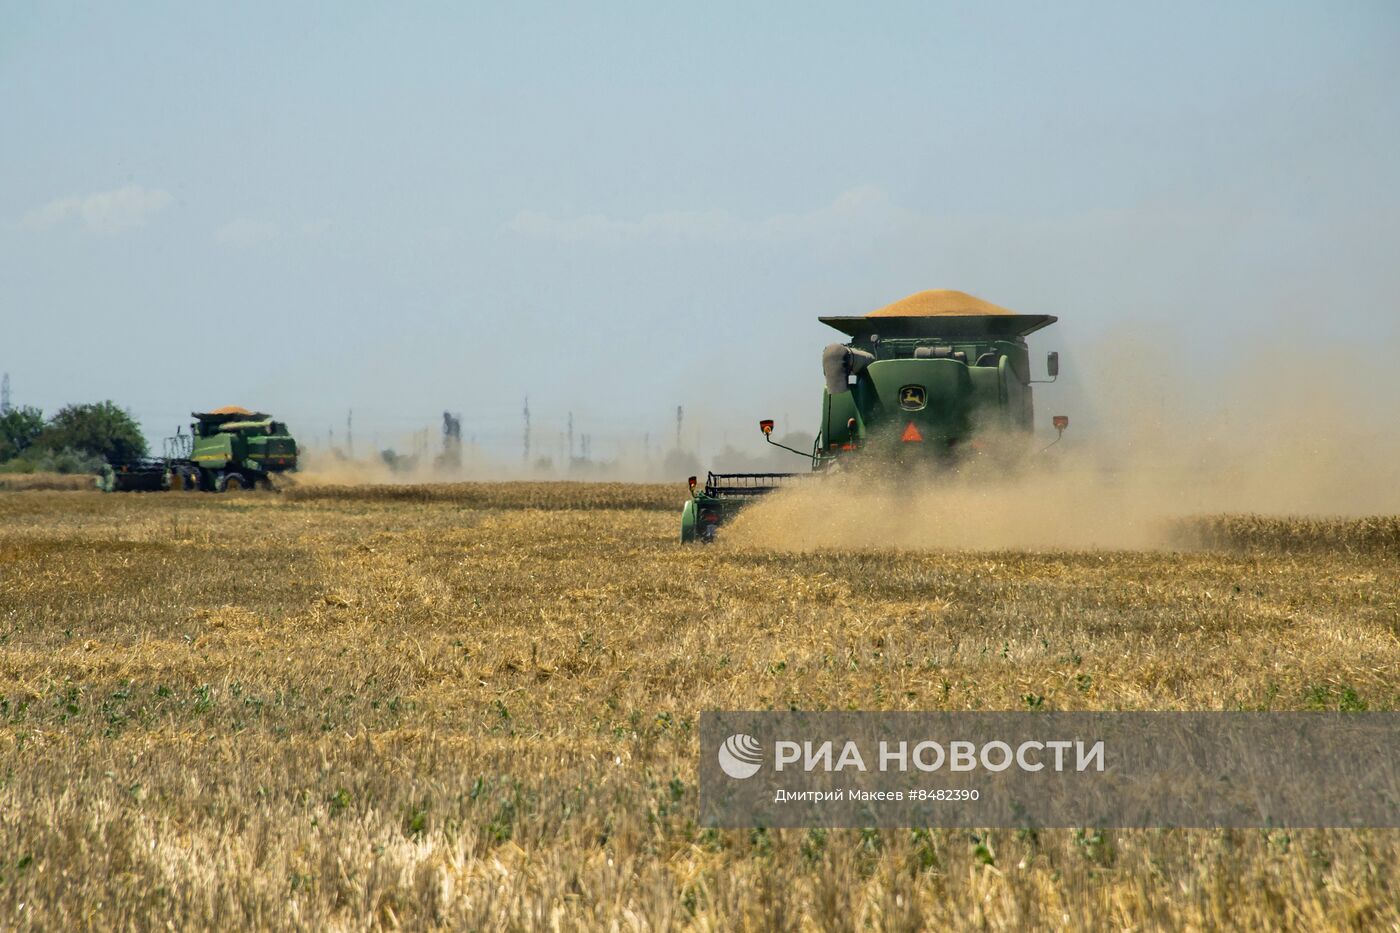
[328,787,352,817]
[1074,829,1115,866]
[54,682,79,719]
[800,828,828,864]
[910,828,941,872]
[1302,683,1368,711]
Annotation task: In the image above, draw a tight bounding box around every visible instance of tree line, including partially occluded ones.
[0,402,147,474]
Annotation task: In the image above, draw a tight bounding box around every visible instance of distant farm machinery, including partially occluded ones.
[681,290,1067,542]
[99,407,299,492]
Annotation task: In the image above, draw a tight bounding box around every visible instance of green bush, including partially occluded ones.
[0,447,105,475]
[34,401,147,463]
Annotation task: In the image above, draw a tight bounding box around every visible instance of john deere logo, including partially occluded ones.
[899,385,926,411]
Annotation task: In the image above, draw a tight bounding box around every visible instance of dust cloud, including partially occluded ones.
[285,450,692,486]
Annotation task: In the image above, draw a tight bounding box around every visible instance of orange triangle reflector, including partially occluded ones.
[901,421,923,443]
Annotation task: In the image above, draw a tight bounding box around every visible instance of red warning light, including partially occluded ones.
[901,422,923,443]
[1053,415,1069,430]
[759,419,775,435]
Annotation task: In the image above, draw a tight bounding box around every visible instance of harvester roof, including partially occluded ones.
[820,289,1057,338]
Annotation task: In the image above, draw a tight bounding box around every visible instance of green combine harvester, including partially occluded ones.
[681,290,1067,541]
[98,406,299,492]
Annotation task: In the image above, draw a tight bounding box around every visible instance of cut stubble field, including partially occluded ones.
[0,484,1396,930]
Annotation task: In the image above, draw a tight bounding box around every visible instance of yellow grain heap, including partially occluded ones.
[867,289,1015,317]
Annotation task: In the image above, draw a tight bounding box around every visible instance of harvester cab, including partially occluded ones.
[680,290,1067,542]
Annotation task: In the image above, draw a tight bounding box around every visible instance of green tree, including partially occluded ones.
[36,401,147,462]
[0,406,45,462]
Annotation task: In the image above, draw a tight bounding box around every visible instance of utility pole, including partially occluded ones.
[523,396,531,463]
[567,411,574,460]
[442,411,462,468]
[675,405,683,449]
[0,373,9,415]
[346,410,354,459]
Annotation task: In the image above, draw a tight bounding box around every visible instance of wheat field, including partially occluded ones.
[0,485,1395,930]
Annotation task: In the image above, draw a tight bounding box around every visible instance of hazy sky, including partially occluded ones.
[3,2,1397,462]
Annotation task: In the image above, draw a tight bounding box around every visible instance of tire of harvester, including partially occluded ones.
[216,471,249,492]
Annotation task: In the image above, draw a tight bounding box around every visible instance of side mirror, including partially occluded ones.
[1047,351,1060,379]
[759,419,775,436]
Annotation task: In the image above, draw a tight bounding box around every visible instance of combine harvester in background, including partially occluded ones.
[681,290,1067,541]
[98,406,299,492]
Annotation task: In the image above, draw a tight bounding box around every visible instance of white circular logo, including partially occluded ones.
[717,733,763,779]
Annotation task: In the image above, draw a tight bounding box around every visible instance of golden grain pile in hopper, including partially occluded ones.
[867,289,1016,317]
